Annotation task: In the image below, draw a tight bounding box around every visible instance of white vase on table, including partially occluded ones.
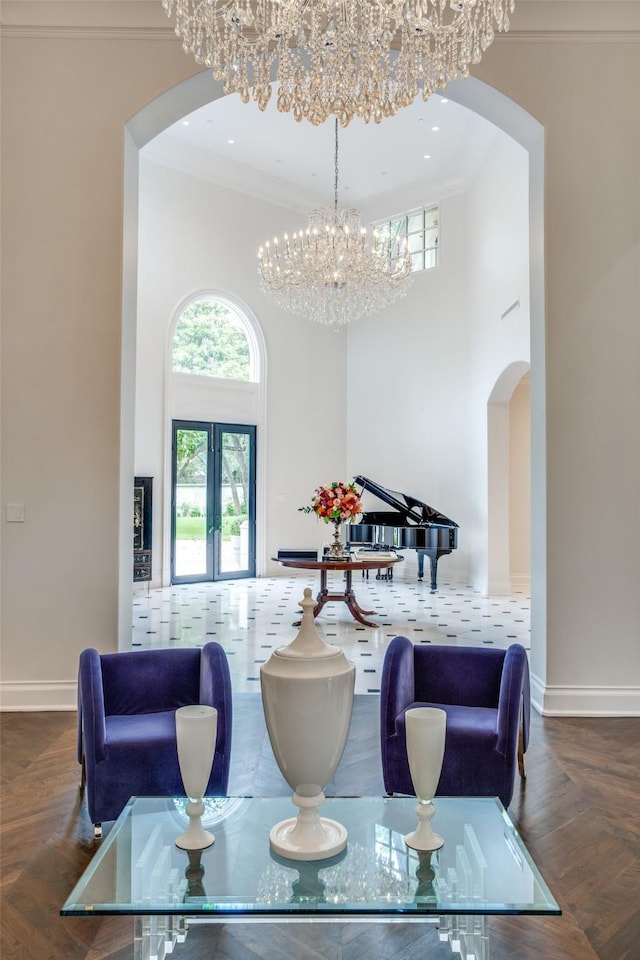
[403,706,447,852]
[175,705,217,850]
[260,588,355,860]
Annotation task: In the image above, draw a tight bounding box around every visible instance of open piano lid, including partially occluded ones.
[354,475,459,529]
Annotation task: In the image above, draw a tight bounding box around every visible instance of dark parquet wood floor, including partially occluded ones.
[1,696,639,960]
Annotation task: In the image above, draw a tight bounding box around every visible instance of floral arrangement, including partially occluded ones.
[300,481,362,524]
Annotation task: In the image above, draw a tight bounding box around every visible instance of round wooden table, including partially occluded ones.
[273,556,403,627]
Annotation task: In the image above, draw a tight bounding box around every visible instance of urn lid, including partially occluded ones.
[272,588,342,660]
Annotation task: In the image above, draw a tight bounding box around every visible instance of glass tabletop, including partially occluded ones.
[61,796,560,919]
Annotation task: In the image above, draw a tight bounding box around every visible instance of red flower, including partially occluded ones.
[300,481,362,523]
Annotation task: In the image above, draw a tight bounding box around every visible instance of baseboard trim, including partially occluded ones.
[487,579,513,595]
[0,682,77,712]
[5,676,639,716]
[530,672,640,716]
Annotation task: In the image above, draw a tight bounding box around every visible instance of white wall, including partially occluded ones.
[346,192,471,581]
[346,130,529,589]
[466,133,531,590]
[136,158,350,576]
[509,376,531,586]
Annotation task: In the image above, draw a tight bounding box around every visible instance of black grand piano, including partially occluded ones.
[349,475,459,593]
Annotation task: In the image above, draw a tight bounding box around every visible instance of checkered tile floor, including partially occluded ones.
[132,571,530,695]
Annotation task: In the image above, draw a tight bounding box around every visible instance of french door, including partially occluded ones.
[171,421,256,583]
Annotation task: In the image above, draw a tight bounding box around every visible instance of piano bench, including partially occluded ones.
[361,567,394,581]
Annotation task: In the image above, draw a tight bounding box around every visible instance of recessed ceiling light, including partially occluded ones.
[227,139,235,144]
[440,98,449,104]
[432,126,440,132]
[423,154,431,159]
[182,120,190,126]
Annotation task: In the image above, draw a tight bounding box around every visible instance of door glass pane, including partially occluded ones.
[174,428,208,579]
[219,431,250,575]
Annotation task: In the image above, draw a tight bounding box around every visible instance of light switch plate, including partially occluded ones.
[6,503,25,522]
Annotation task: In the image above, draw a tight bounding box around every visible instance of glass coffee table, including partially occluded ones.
[62,796,560,960]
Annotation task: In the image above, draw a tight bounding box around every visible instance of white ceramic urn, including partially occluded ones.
[260,588,355,860]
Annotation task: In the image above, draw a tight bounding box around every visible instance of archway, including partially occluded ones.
[487,361,531,595]
[161,291,267,585]
[119,74,545,692]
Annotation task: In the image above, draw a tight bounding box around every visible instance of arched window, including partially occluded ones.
[172,298,252,381]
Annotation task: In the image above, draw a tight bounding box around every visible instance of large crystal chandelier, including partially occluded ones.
[162,0,515,126]
[258,122,412,327]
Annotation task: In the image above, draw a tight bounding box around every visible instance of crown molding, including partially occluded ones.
[141,138,327,215]
[3,25,638,43]
[0,1,169,31]
[2,1,639,37]
[0,25,176,39]
[497,29,640,41]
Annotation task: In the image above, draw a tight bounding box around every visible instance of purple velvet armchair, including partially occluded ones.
[78,643,232,835]
[380,638,530,807]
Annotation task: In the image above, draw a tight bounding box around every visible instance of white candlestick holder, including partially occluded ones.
[175,705,217,851]
[403,706,447,852]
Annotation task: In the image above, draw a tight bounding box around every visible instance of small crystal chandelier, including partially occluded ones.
[257,121,413,327]
[162,0,515,126]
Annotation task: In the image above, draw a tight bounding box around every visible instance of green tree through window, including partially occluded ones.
[173,299,251,380]
[175,430,207,485]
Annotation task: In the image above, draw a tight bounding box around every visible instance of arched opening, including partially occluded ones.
[153,293,266,584]
[487,361,531,595]
[172,297,254,381]
[120,74,545,690]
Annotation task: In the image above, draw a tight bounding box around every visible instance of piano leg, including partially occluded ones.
[417,549,439,593]
[429,554,439,593]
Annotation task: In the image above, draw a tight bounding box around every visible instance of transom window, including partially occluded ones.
[172,298,251,381]
[375,204,439,273]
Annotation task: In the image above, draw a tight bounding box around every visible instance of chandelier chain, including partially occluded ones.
[334,119,339,223]
[258,123,413,327]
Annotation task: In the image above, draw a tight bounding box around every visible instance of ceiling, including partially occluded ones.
[142,88,501,220]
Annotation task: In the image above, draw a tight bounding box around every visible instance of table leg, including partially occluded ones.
[134,915,188,960]
[134,915,157,960]
[341,571,379,627]
[438,915,490,960]
[292,569,380,628]
[130,915,489,960]
[292,570,331,625]
[313,569,331,618]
